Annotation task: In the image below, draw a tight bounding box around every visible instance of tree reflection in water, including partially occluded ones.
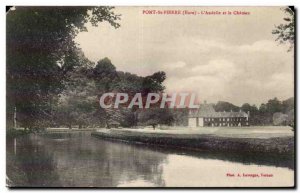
[7,132,167,187]
[7,135,61,187]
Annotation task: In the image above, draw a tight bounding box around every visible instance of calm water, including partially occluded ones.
[7,132,294,187]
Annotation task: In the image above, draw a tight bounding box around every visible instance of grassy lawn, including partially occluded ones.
[108,126,294,139]
[93,126,294,154]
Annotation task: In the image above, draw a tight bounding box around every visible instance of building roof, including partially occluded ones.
[189,103,248,118]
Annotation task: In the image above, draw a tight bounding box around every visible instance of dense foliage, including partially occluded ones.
[214,97,294,126]
[7,6,120,129]
[272,7,295,51]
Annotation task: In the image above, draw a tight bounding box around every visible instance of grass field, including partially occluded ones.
[92,126,294,154]
[105,126,294,139]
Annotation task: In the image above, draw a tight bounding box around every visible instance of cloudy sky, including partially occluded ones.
[75,6,294,106]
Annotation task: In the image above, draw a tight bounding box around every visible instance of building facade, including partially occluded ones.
[188,103,249,127]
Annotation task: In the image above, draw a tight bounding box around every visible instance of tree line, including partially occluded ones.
[54,57,169,129]
[213,98,294,126]
[6,7,294,130]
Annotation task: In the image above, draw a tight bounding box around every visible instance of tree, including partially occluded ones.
[241,103,261,125]
[113,71,143,94]
[287,109,294,129]
[93,58,120,128]
[241,103,258,113]
[265,97,283,114]
[282,97,294,113]
[272,7,294,51]
[273,112,288,126]
[171,108,189,126]
[138,108,173,129]
[93,60,168,128]
[93,58,119,93]
[55,65,98,129]
[137,71,168,128]
[142,71,166,95]
[7,7,120,129]
[257,97,291,125]
[214,101,240,112]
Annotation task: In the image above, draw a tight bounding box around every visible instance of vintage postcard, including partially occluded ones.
[6,6,295,188]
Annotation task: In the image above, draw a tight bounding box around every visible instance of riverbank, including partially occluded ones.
[7,128,96,138]
[45,128,96,133]
[91,127,294,155]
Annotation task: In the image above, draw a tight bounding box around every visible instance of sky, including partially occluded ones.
[75,6,294,106]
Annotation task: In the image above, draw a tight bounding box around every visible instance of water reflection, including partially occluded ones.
[6,132,294,187]
[7,135,61,187]
[7,132,167,187]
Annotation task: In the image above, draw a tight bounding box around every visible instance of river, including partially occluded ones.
[6,132,294,187]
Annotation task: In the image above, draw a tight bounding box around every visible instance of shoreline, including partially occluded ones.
[45,128,96,133]
[91,128,294,155]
